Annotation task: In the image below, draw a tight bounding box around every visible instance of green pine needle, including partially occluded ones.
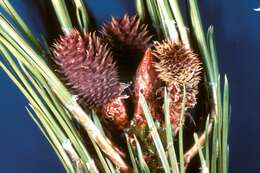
[51,0,73,33]
[222,76,229,173]
[164,88,179,173]
[135,0,146,21]
[194,133,209,173]
[126,134,140,173]
[188,0,215,85]
[140,93,171,173]
[71,0,91,32]
[134,135,151,173]
[178,86,186,173]
[0,0,42,51]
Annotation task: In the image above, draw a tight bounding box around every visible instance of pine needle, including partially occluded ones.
[140,93,171,173]
[71,0,91,32]
[51,0,73,33]
[164,88,179,173]
[178,86,186,173]
[134,135,151,173]
[0,0,42,51]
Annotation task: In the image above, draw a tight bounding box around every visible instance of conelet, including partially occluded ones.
[100,14,152,81]
[52,29,129,130]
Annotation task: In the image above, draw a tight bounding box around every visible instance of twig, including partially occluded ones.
[184,122,213,168]
[62,139,84,172]
[67,104,132,173]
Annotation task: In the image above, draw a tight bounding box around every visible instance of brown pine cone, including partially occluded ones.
[153,39,202,128]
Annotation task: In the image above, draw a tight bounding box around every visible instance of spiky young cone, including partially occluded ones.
[52,29,129,129]
[100,14,152,81]
[153,39,202,129]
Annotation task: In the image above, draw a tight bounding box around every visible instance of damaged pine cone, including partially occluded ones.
[153,39,202,130]
[128,39,202,170]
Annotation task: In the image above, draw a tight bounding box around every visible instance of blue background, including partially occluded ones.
[0,0,259,172]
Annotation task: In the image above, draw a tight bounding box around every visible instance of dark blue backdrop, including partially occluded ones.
[0,0,259,172]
